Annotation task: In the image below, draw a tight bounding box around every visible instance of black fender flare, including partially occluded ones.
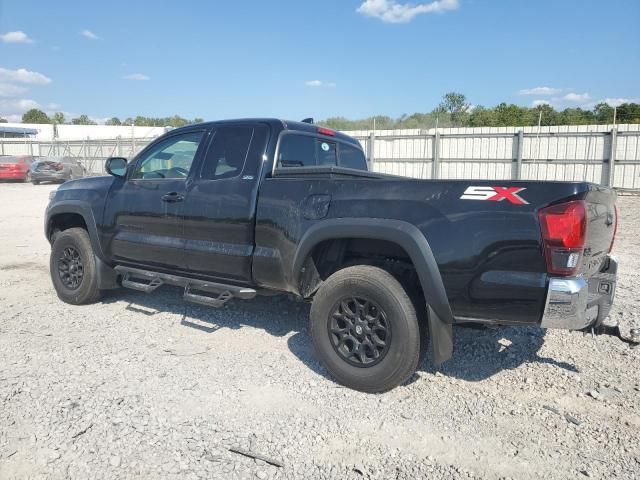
[45,201,118,289]
[292,218,454,363]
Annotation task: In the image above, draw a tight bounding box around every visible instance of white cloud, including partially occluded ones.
[519,86,561,96]
[0,83,28,97]
[357,0,458,23]
[0,31,34,44]
[562,92,591,102]
[123,73,150,81]
[80,30,99,40]
[0,98,42,116]
[0,67,52,85]
[599,97,636,107]
[531,100,551,107]
[305,80,336,88]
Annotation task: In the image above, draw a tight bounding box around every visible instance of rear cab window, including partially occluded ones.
[277,134,366,170]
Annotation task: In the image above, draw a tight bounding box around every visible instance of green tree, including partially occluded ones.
[438,92,471,126]
[71,114,97,125]
[22,109,51,124]
[52,112,66,124]
[0,117,7,123]
[106,117,122,126]
[593,103,614,124]
[193,117,204,124]
[616,103,640,124]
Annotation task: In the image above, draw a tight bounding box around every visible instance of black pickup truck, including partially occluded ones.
[46,118,618,392]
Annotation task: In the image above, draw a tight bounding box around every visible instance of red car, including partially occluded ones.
[0,155,34,182]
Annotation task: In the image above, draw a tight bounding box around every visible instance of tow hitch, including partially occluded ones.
[590,325,640,346]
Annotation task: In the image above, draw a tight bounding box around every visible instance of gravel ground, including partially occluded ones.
[0,183,639,480]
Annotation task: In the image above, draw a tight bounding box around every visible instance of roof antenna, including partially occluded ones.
[301,118,314,124]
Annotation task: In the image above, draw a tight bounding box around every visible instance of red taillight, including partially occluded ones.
[538,200,587,276]
[317,127,335,136]
[55,162,63,171]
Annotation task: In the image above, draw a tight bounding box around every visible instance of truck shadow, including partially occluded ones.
[418,325,578,383]
[101,288,577,384]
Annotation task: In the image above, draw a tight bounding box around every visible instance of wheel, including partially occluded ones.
[310,265,421,393]
[50,228,101,305]
[31,179,40,185]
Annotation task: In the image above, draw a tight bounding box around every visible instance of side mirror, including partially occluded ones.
[105,157,127,178]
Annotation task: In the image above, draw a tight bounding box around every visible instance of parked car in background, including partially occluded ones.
[0,155,34,182]
[31,157,87,185]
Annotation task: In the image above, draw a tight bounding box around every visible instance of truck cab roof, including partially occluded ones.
[179,118,362,148]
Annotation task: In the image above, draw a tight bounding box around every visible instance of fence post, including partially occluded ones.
[431,130,440,179]
[368,131,375,171]
[513,130,523,180]
[602,127,617,187]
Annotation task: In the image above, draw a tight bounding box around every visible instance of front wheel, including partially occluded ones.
[310,265,421,393]
[50,228,101,305]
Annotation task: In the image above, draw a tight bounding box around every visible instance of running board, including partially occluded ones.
[114,266,256,307]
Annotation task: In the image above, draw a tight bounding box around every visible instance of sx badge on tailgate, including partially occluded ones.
[460,186,528,205]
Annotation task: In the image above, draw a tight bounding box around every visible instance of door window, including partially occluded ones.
[131,131,204,180]
[200,126,259,180]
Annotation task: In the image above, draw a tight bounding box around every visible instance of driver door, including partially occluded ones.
[103,129,208,271]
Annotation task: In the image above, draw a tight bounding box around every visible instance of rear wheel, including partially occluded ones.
[50,228,101,305]
[310,265,421,393]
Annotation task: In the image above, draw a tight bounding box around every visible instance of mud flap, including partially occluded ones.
[95,255,119,289]
[428,305,453,365]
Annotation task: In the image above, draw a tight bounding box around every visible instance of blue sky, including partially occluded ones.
[0,0,638,123]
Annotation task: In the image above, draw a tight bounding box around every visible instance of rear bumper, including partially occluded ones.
[541,256,617,330]
[32,171,68,181]
[0,172,26,180]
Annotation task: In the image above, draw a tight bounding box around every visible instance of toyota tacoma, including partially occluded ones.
[45,118,618,392]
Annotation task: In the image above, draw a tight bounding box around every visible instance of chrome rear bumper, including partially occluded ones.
[541,257,617,330]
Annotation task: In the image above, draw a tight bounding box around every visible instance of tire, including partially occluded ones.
[310,265,421,393]
[31,179,40,185]
[50,227,101,305]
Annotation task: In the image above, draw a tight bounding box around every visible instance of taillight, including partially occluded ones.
[55,163,63,171]
[538,200,587,276]
[609,205,617,253]
[317,127,335,136]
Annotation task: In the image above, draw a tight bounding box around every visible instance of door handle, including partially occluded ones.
[161,192,184,203]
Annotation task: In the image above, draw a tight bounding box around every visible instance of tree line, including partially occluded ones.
[322,93,640,130]
[1,109,204,127]
[3,93,639,129]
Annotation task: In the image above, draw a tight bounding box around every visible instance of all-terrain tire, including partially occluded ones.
[50,227,101,305]
[310,265,421,393]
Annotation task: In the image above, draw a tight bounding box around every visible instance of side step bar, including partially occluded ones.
[114,266,256,308]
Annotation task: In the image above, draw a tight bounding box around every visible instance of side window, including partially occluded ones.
[339,144,367,170]
[278,134,337,168]
[200,126,260,180]
[131,131,203,180]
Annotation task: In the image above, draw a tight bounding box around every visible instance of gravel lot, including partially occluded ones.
[0,183,639,480]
